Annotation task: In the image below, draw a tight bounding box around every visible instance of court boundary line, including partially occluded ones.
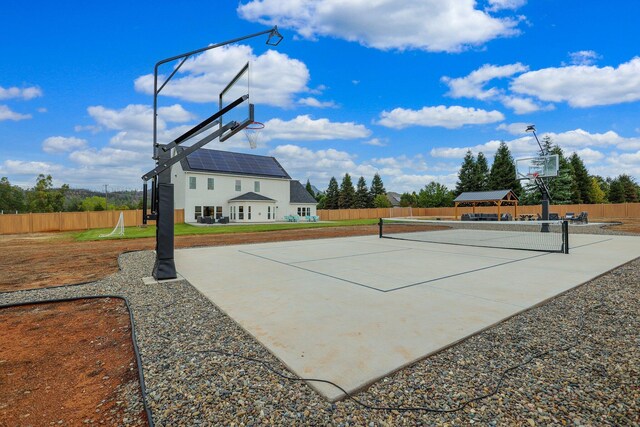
[238,243,551,294]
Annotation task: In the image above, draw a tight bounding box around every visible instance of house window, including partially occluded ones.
[204,206,214,217]
[248,206,252,220]
[194,205,202,220]
[306,207,311,216]
[235,180,241,191]
[238,206,244,220]
[267,206,271,220]
[297,207,302,216]
[189,176,196,189]
[216,206,223,219]
[230,206,235,220]
[254,181,260,192]
[208,178,214,190]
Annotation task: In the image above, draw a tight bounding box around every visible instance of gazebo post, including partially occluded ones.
[497,201,501,221]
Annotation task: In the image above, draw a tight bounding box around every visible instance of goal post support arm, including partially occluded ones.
[142,121,236,183]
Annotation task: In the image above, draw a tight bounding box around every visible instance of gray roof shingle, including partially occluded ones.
[229,192,275,202]
[454,189,518,202]
[290,181,317,204]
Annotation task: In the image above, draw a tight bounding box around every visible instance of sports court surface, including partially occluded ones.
[174,230,640,401]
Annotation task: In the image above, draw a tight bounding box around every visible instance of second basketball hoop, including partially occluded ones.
[244,121,264,149]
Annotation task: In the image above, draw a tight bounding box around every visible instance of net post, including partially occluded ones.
[378,218,383,238]
[562,220,569,254]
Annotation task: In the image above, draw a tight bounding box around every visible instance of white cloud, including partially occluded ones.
[135,45,310,108]
[0,85,42,100]
[442,63,528,99]
[74,124,102,134]
[511,57,640,107]
[363,138,387,147]
[238,0,522,53]
[377,105,504,129]
[87,104,194,132]
[388,173,459,192]
[573,148,605,164]
[430,136,538,159]
[500,95,547,114]
[590,151,640,180]
[69,147,147,166]
[42,136,88,154]
[496,122,530,135]
[542,129,640,150]
[0,105,31,121]
[268,144,450,192]
[260,115,371,142]
[0,160,62,176]
[486,0,527,11]
[568,50,600,66]
[298,97,337,108]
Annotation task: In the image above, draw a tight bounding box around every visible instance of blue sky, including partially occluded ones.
[1,0,639,192]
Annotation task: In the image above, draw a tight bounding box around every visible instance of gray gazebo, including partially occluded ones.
[454,189,519,220]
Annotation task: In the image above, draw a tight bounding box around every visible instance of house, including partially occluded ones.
[386,191,401,207]
[172,147,317,223]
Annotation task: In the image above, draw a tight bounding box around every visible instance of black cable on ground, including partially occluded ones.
[0,296,155,427]
[193,302,604,414]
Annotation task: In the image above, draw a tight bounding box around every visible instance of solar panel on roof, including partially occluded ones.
[182,148,289,178]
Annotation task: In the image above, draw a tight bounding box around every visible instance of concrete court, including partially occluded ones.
[174,232,640,401]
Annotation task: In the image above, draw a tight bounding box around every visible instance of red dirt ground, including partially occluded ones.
[0,298,147,426]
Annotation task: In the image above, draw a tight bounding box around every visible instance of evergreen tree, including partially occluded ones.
[475,152,490,191]
[324,177,340,209]
[608,178,625,203]
[0,177,25,213]
[619,174,640,202]
[353,176,372,208]
[546,145,574,204]
[338,173,356,208]
[305,179,315,198]
[568,153,591,203]
[455,150,477,195]
[370,173,386,199]
[488,142,522,196]
[373,194,392,208]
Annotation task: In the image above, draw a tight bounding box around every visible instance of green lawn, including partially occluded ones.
[73,219,379,241]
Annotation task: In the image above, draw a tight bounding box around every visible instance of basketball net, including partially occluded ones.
[244,121,264,149]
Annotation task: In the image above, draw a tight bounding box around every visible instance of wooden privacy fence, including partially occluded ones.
[0,209,185,235]
[318,203,640,221]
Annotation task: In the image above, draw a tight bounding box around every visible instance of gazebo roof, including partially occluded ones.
[454,189,518,203]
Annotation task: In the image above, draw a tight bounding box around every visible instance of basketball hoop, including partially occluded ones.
[244,121,264,149]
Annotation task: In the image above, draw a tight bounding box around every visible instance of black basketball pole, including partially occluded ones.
[526,125,551,233]
[143,27,283,280]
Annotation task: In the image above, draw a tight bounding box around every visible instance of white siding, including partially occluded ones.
[175,171,290,223]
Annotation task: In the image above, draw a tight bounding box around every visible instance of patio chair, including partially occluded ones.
[571,211,588,224]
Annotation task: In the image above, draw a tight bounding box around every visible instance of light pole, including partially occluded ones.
[146,26,283,280]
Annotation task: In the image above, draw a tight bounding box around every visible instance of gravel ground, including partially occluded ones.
[1,224,639,426]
